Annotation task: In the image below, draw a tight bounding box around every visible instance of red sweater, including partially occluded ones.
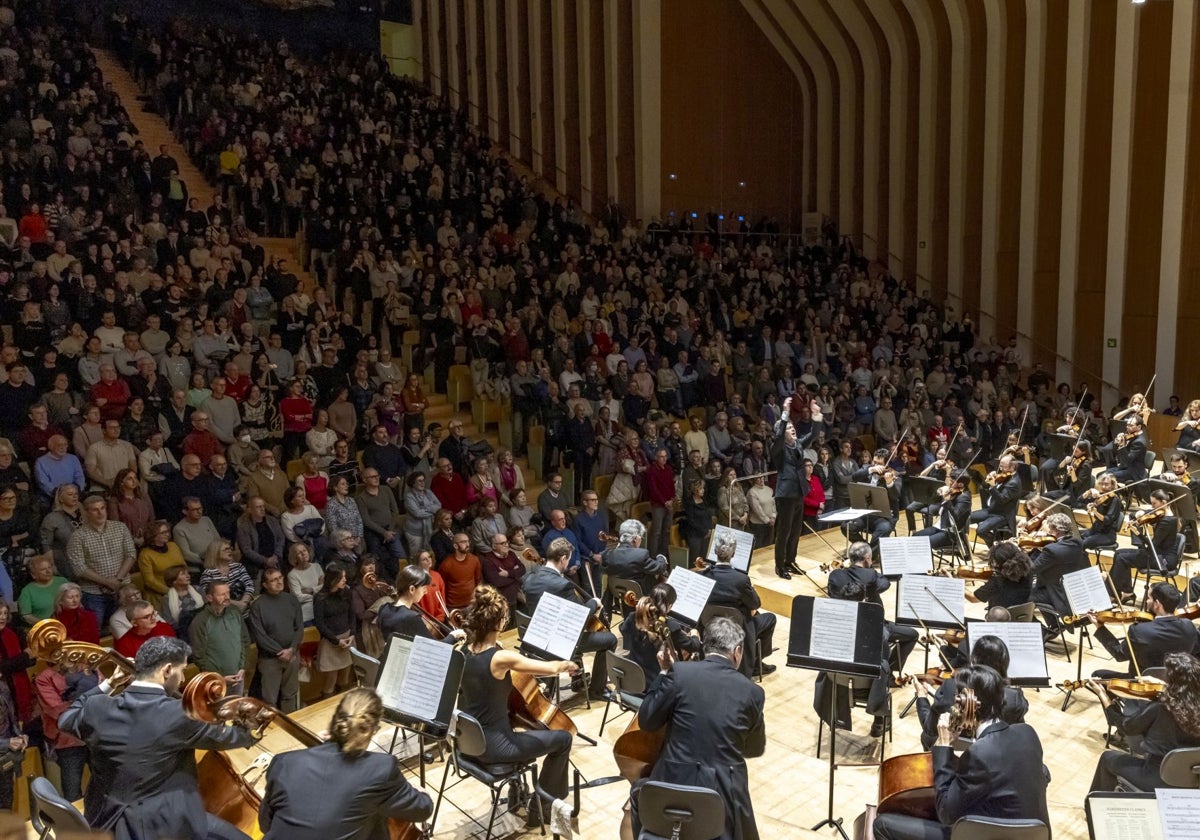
[114,621,176,659]
[645,462,677,507]
[431,472,469,514]
[439,554,482,608]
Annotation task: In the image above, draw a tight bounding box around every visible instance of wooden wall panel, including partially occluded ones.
[959,0,986,320]
[494,4,510,149]
[1174,11,1200,400]
[616,0,637,215]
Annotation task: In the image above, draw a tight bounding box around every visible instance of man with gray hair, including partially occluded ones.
[602,518,668,608]
[632,616,765,840]
[703,532,777,676]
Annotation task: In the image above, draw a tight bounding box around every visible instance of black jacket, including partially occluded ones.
[1030,536,1089,615]
[828,565,889,607]
[260,740,433,840]
[59,684,257,840]
[603,544,668,595]
[638,656,766,840]
[1116,432,1150,481]
[770,418,810,500]
[702,563,761,622]
[917,678,1028,750]
[1095,615,1199,673]
[932,722,1050,827]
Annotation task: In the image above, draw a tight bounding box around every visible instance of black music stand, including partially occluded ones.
[904,476,944,509]
[849,483,893,519]
[788,596,885,840]
[520,594,599,745]
[1046,433,1079,463]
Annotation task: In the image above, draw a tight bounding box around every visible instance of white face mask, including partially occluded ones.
[240,435,251,444]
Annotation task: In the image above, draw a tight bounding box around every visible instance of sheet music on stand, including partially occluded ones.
[1063,565,1114,617]
[817,507,879,524]
[520,593,591,661]
[879,537,933,577]
[1086,793,1162,840]
[375,634,465,736]
[665,566,716,627]
[895,574,964,629]
[966,622,1050,686]
[706,524,755,573]
[787,595,885,678]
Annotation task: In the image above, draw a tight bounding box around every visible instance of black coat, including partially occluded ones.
[917,679,1029,750]
[638,656,766,840]
[1116,432,1150,481]
[938,491,972,532]
[770,419,809,500]
[59,684,257,840]
[602,544,667,594]
[702,563,761,622]
[523,564,589,610]
[932,722,1050,826]
[983,473,1023,519]
[260,740,433,840]
[1095,615,1199,673]
[828,565,889,607]
[1030,536,1089,615]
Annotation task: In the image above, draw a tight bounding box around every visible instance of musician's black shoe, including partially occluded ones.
[775,566,792,579]
[870,717,886,738]
[755,663,777,676]
[787,561,803,575]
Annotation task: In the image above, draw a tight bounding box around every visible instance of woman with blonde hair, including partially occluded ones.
[259,687,433,839]
[198,540,254,612]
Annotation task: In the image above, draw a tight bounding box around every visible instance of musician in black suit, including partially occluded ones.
[843,448,901,549]
[618,582,704,685]
[58,637,258,840]
[1091,583,1199,678]
[1042,440,1095,502]
[967,454,1023,548]
[771,401,811,578]
[375,566,466,644]
[259,688,432,840]
[828,541,919,673]
[1078,472,1125,548]
[874,665,1050,840]
[1104,415,1150,485]
[913,472,971,551]
[523,537,616,700]
[631,616,766,840]
[1028,512,1090,629]
[601,518,669,607]
[1109,490,1179,601]
[702,531,777,677]
[911,635,1029,751]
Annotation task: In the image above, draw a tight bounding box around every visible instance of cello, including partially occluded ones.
[182,672,423,840]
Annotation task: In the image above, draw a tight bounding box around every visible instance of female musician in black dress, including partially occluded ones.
[965,542,1033,610]
[1088,652,1200,791]
[459,585,578,825]
[375,566,466,643]
[618,583,703,678]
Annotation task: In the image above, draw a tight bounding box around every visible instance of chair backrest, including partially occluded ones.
[1143,666,1168,681]
[513,610,532,638]
[29,775,90,836]
[949,815,1050,840]
[605,650,649,697]
[1007,602,1037,622]
[700,603,744,634]
[1146,450,1158,470]
[637,781,726,840]
[1173,533,1187,568]
[449,710,489,758]
[349,646,380,687]
[608,576,643,609]
[1158,746,1200,787]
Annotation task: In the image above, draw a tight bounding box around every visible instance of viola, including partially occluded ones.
[954,566,992,581]
[1133,506,1167,528]
[897,667,953,687]
[1057,676,1165,701]
[1062,608,1154,627]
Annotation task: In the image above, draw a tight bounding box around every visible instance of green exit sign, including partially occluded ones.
[1107,338,1117,348]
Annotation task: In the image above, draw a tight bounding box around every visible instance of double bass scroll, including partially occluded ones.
[28,618,137,695]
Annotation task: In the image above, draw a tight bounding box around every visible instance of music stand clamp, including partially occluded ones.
[787,596,886,840]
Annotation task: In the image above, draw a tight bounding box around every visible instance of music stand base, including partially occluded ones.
[811,816,850,840]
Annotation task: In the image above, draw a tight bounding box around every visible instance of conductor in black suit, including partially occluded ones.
[601,518,669,607]
[523,536,617,699]
[703,531,777,676]
[259,687,433,840]
[58,636,258,840]
[1091,582,1199,678]
[632,616,766,840]
[1028,512,1089,630]
[873,665,1051,840]
[771,400,811,579]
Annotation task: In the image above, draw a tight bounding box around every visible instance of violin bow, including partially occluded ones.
[906,600,956,670]
[1015,403,1030,446]
[923,585,967,632]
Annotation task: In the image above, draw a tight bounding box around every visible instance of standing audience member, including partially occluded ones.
[189,581,250,696]
[248,568,304,712]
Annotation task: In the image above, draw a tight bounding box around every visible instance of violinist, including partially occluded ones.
[912,471,971,551]
[911,635,1029,751]
[459,585,578,828]
[523,537,616,700]
[1087,652,1200,792]
[1102,415,1150,485]
[1113,390,1153,426]
[601,518,669,609]
[259,688,433,840]
[1175,398,1200,450]
[1108,490,1178,604]
[631,616,765,840]
[1159,454,1200,552]
[903,447,951,533]
[1089,583,1198,679]
[703,532,778,677]
[58,637,259,840]
[965,542,1033,610]
[967,454,1023,549]
[375,565,466,644]
[843,448,901,551]
[1042,440,1095,504]
[873,665,1050,840]
[1079,472,1125,548]
[618,583,703,678]
[1028,513,1089,633]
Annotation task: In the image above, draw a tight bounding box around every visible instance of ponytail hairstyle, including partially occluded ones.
[329,688,383,757]
[635,583,677,635]
[462,584,509,645]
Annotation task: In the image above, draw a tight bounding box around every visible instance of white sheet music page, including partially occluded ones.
[1088,795,1163,840]
[666,566,717,624]
[396,635,453,723]
[1063,565,1114,616]
[706,524,755,572]
[1157,789,1200,840]
[879,536,933,576]
[809,598,859,663]
[967,622,1049,682]
[896,575,965,625]
[376,636,410,713]
[523,593,591,660]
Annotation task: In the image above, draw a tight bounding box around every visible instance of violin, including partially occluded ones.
[1015,532,1054,550]
[1057,676,1166,701]
[954,566,992,582]
[182,673,425,840]
[984,469,1014,487]
[1175,417,1200,431]
[1133,506,1167,527]
[1062,608,1154,627]
[819,560,844,573]
[596,530,621,544]
[1176,602,1200,620]
[897,667,953,686]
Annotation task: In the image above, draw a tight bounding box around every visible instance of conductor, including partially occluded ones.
[58,636,258,840]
